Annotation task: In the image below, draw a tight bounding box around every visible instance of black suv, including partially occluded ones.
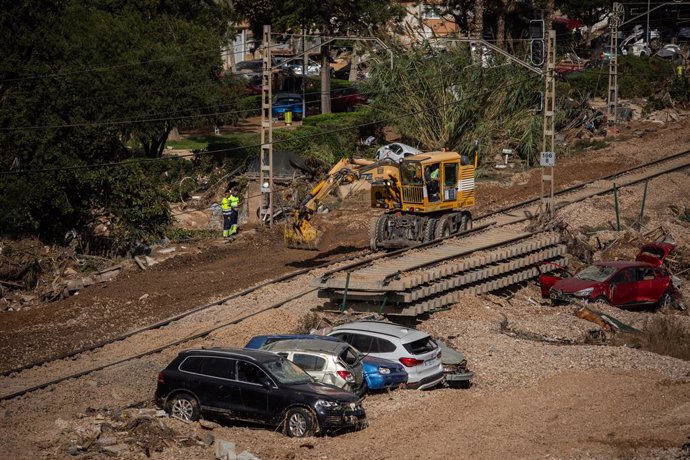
[155,348,367,437]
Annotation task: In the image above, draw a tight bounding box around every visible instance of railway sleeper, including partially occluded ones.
[322,257,567,316]
[399,257,568,317]
[394,234,562,290]
[320,244,566,304]
[400,245,567,302]
[316,231,560,291]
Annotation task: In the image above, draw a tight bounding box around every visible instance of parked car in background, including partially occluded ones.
[375,143,422,163]
[245,334,407,391]
[331,87,368,112]
[154,348,367,437]
[328,321,444,390]
[288,58,321,76]
[555,53,588,77]
[541,243,676,308]
[272,93,303,120]
[262,339,366,394]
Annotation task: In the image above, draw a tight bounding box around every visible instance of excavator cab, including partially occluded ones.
[372,152,475,213]
[370,151,476,250]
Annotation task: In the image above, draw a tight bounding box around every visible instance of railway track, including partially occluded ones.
[2,149,689,402]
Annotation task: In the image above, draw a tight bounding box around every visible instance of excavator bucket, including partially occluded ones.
[284,216,322,250]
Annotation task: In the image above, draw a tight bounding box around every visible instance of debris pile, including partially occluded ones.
[54,407,262,459]
[0,239,126,311]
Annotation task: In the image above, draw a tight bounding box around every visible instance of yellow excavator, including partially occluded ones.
[285,150,477,250]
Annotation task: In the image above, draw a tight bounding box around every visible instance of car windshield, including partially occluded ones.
[575,265,616,282]
[264,358,313,384]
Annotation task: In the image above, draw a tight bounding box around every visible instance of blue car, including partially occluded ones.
[359,355,408,391]
[244,334,407,391]
[272,93,303,120]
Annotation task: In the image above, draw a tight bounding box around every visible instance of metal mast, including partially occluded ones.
[540,29,556,221]
[259,25,274,226]
[608,3,624,129]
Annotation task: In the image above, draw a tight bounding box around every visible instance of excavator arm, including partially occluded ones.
[285,158,374,249]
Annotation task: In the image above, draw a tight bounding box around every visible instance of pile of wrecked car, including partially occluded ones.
[155,320,473,437]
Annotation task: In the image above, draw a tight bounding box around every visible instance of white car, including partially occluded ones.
[262,339,366,394]
[328,321,443,390]
[375,143,421,163]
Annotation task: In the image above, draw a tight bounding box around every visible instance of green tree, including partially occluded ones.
[0,0,237,244]
[366,45,542,163]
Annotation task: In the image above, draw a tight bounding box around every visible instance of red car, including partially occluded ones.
[331,87,368,113]
[539,243,676,308]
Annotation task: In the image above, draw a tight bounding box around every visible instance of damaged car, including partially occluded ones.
[540,243,677,309]
[328,320,444,390]
[262,339,367,395]
[245,334,407,391]
[155,348,367,437]
[437,340,474,388]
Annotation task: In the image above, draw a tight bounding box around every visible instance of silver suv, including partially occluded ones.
[328,321,443,390]
[263,339,365,394]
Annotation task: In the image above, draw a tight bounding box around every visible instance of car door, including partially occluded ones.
[235,361,276,423]
[636,267,658,303]
[647,268,671,303]
[189,357,241,416]
[609,268,639,306]
[442,163,458,201]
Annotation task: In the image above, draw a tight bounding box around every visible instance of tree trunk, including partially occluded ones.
[496,9,506,48]
[544,0,554,38]
[472,0,484,40]
[320,46,331,114]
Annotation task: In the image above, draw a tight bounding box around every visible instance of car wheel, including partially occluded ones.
[285,408,315,438]
[169,394,200,422]
[658,292,672,310]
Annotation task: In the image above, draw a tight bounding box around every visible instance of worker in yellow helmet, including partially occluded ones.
[228,189,240,235]
[221,197,232,238]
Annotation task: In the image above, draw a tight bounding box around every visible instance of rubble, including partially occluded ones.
[215,440,236,460]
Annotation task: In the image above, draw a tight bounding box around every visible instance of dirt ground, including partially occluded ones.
[1,115,690,459]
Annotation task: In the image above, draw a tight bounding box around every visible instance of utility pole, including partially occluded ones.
[608,3,624,129]
[302,28,307,118]
[259,25,274,227]
[540,29,556,221]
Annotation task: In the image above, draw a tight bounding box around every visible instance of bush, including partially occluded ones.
[276,109,382,163]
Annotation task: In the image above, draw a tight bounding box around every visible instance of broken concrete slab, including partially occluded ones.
[199,419,221,430]
[144,256,158,267]
[134,256,147,270]
[237,451,261,460]
[215,440,236,460]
